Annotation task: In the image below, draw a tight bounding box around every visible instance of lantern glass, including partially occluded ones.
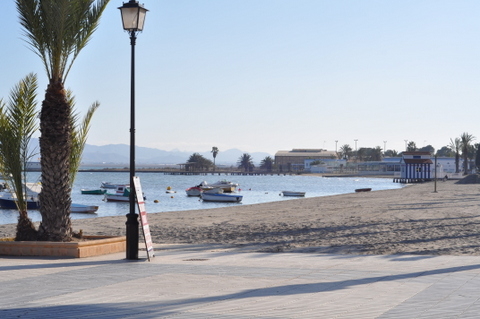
[119,2,148,31]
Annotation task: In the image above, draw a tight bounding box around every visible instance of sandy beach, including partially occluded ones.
[2,179,480,255]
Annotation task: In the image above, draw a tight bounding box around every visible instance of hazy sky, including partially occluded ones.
[1,1,479,156]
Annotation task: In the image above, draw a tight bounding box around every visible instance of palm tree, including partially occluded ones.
[449,138,461,173]
[260,156,274,172]
[238,153,254,172]
[17,0,109,241]
[460,132,475,175]
[339,144,352,160]
[211,146,219,172]
[0,74,39,241]
[407,141,417,152]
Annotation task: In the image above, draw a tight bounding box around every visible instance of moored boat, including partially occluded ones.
[200,180,239,193]
[70,203,99,214]
[200,192,243,202]
[104,185,130,202]
[185,186,202,197]
[81,188,106,195]
[0,183,41,209]
[100,182,122,189]
[355,188,372,193]
[281,191,306,197]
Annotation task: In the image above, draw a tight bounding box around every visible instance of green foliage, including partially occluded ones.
[238,153,254,171]
[0,73,39,213]
[418,145,435,154]
[260,156,274,171]
[68,91,99,186]
[16,0,110,82]
[406,141,417,152]
[187,153,213,171]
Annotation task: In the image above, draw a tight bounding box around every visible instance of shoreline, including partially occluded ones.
[2,180,480,255]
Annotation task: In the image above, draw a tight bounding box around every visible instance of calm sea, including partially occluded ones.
[0,172,403,225]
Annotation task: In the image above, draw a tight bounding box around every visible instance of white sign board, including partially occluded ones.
[133,176,154,261]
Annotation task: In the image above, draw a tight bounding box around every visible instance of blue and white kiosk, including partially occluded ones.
[396,151,433,183]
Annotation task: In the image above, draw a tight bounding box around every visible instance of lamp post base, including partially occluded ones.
[125,212,139,260]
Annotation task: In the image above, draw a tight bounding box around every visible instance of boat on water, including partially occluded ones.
[0,183,41,209]
[104,185,130,202]
[185,186,202,197]
[100,182,123,189]
[0,183,99,213]
[281,191,306,197]
[355,188,372,193]
[70,203,99,214]
[81,188,106,195]
[200,192,243,203]
[200,180,239,193]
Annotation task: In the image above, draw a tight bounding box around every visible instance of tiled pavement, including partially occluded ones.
[1,244,480,318]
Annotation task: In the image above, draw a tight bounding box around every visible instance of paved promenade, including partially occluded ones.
[1,244,480,318]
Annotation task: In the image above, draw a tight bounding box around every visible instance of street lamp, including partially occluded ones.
[119,0,148,260]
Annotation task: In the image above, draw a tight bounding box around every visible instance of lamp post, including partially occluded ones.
[119,0,148,260]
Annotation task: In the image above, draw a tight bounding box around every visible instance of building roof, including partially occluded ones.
[403,158,433,164]
[275,149,337,157]
[402,151,432,156]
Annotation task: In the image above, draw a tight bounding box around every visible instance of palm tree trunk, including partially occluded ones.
[15,211,38,241]
[37,80,73,241]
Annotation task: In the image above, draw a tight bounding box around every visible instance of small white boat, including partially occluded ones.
[100,182,122,189]
[0,183,41,209]
[70,203,99,214]
[185,186,202,197]
[200,180,239,193]
[281,191,306,197]
[201,192,243,202]
[104,185,130,202]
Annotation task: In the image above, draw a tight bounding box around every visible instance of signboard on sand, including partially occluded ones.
[133,176,154,261]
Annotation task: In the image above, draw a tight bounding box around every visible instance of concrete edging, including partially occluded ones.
[0,236,126,258]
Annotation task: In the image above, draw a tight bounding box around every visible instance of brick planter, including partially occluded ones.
[0,236,126,258]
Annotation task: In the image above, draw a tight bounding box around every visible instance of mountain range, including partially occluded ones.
[29,138,273,166]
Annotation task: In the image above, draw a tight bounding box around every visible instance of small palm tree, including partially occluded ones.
[407,141,417,152]
[260,156,274,172]
[211,146,219,172]
[339,144,352,160]
[460,132,475,175]
[238,153,254,172]
[17,0,109,241]
[449,138,461,173]
[0,74,39,241]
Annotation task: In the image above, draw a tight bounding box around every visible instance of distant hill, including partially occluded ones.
[28,138,273,166]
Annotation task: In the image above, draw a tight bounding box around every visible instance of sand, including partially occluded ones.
[2,179,480,255]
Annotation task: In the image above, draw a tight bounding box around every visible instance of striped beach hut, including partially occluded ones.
[399,151,433,182]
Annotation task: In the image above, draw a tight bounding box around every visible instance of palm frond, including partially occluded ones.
[70,100,99,186]
[16,0,110,82]
[0,73,39,212]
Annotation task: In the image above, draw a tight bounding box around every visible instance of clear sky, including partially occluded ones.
[1,1,479,156]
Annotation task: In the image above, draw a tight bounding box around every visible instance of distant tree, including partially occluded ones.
[407,141,417,152]
[449,138,461,173]
[238,153,254,172]
[460,132,475,175]
[339,144,353,160]
[384,149,399,157]
[309,160,324,166]
[260,156,274,171]
[186,153,212,171]
[211,146,219,172]
[436,146,453,157]
[475,144,480,171]
[418,145,435,154]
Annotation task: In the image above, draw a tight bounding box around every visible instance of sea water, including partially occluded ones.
[0,172,403,225]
